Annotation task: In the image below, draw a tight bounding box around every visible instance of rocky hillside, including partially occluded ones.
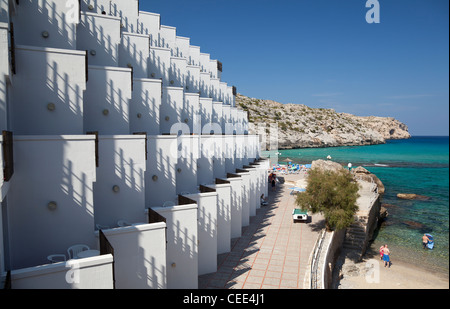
[236,94,411,149]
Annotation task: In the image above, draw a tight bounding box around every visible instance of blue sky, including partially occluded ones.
[140,0,449,136]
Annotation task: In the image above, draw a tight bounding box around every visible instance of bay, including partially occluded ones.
[263,136,449,275]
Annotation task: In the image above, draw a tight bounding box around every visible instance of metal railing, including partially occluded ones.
[310,228,326,289]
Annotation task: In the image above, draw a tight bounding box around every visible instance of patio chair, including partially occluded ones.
[47,254,66,263]
[67,244,90,259]
[95,224,110,230]
[117,220,131,227]
[163,201,175,207]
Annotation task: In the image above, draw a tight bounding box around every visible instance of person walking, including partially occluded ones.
[271,178,276,191]
[382,244,390,268]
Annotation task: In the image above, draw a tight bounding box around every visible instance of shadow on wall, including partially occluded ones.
[8,137,96,269]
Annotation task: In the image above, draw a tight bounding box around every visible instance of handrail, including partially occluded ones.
[310,228,326,289]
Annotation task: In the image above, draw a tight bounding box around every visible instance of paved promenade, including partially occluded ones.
[199,174,324,289]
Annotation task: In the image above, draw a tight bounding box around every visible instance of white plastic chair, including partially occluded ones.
[163,201,175,207]
[117,220,131,227]
[67,244,90,259]
[96,224,110,230]
[47,254,66,263]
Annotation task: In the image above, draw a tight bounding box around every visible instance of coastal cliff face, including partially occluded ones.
[237,94,411,149]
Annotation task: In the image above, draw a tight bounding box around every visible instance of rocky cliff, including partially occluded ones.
[236,94,411,149]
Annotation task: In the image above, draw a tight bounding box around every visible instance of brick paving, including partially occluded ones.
[198,174,325,289]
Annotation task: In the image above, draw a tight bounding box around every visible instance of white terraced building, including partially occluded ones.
[0,0,268,289]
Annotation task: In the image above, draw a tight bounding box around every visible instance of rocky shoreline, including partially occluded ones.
[237,94,411,150]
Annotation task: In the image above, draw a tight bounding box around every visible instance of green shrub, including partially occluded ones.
[295,168,360,231]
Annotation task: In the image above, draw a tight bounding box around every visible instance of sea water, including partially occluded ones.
[264,136,449,276]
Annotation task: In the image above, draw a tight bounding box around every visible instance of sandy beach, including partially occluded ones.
[334,251,449,289]
[282,170,449,290]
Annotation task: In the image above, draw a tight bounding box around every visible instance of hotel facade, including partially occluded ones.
[0,0,267,289]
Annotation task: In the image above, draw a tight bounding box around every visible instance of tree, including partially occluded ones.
[295,167,360,231]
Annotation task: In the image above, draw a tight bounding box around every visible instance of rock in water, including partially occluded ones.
[397,193,430,200]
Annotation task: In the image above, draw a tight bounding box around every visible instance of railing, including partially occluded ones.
[310,228,326,289]
[99,229,115,289]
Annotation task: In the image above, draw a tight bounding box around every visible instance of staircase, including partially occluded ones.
[343,215,369,260]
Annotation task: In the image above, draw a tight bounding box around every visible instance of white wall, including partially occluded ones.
[100,223,167,289]
[197,136,214,186]
[226,176,243,239]
[212,135,226,179]
[7,135,97,269]
[224,135,235,173]
[199,71,210,98]
[212,102,223,134]
[199,53,210,75]
[235,170,250,227]
[129,78,161,135]
[146,135,177,208]
[169,57,186,88]
[199,97,212,130]
[13,0,77,49]
[210,77,220,102]
[159,25,176,51]
[9,254,114,289]
[108,0,139,34]
[81,0,111,14]
[10,46,86,135]
[149,47,171,84]
[175,36,190,59]
[93,135,147,229]
[77,12,121,67]
[0,22,9,131]
[160,86,184,134]
[222,105,231,134]
[206,183,231,254]
[120,32,150,78]
[138,11,160,42]
[189,45,200,66]
[153,204,198,289]
[183,92,200,135]
[186,64,200,94]
[243,166,258,217]
[184,192,217,276]
[83,65,132,134]
[176,135,199,194]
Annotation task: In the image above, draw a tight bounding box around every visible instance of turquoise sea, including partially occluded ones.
[263,136,449,276]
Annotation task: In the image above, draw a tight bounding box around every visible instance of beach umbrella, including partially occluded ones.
[282,158,294,162]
